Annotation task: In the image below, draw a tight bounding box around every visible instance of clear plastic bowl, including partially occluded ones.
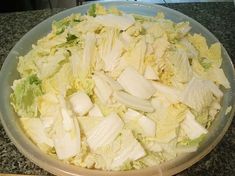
[0,1,234,176]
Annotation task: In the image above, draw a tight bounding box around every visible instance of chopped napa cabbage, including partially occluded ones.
[188,34,222,67]
[123,108,141,122]
[181,111,208,140]
[69,139,91,168]
[102,39,123,72]
[192,56,210,75]
[156,59,174,86]
[177,132,206,153]
[37,93,61,129]
[144,65,159,80]
[11,74,43,118]
[88,4,102,16]
[69,47,83,78]
[77,130,145,170]
[93,97,127,117]
[41,63,72,96]
[88,104,103,117]
[117,67,156,99]
[61,107,74,131]
[179,38,198,58]
[77,116,103,136]
[131,152,163,169]
[207,43,222,67]
[52,15,73,34]
[188,34,208,58]
[107,58,129,79]
[143,141,162,152]
[124,38,146,73]
[125,21,144,37]
[156,125,177,143]
[20,118,54,152]
[150,96,171,121]
[97,28,120,71]
[160,139,178,160]
[123,109,156,137]
[17,51,39,77]
[198,57,212,70]
[201,67,230,89]
[88,4,121,17]
[114,91,154,112]
[80,32,96,78]
[166,48,193,83]
[153,34,169,59]
[38,32,68,52]
[208,68,230,88]
[93,74,113,103]
[35,49,68,79]
[208,101,221,120]
[152,81,181,103]
[94,14,135,30]
[143,22,164,38]
[87,113,124,150]
[95,72,123,91]
[68,77,95,97]
[154,104,187,143]
[120,32,133,49]
[111,130,146,169]
[180,77,223,111]
[53,117,81,160]
[175,22,191,38]
[88,4,97,17]
[192,108,210,127]
[69,92,93,116]
[138,116,156,137]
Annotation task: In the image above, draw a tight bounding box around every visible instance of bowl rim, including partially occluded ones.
[0,1,234,176]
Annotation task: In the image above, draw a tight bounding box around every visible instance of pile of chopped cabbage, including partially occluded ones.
[11,4,230,171]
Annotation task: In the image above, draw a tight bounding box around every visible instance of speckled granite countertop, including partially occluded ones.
[0,2,234,176]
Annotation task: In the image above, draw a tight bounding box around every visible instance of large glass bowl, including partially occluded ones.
[0,1,234,176]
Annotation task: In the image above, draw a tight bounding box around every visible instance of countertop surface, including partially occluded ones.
[0,2,234,176]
